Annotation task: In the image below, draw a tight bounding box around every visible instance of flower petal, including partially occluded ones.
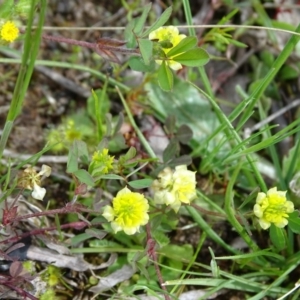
[123,226,138,235]
[285,201,294,213]
[116,186,131,197]
[256,192,266,204]
[111,221,122,233]
[170,200,182,213]
[258,219,271,230]
[102,206,115,221]
[274,219,288,228]
[253,204,263,218]
[31,182,46,200]
[167,61,183,70]
[38,164,52,177]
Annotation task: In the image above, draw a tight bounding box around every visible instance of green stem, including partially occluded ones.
[224,160,260,252]
[191,83,267,192]
[116,86,157,159]
[185,206,239,254]
[0,0,46,160]
[0,56,130,92]
[182,0,214,98]
[238,22,300,128]
[170,231,207,295]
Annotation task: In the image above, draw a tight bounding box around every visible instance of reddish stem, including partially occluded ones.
[8,203,93,225]
[0,221,90,245]
[146,224,171,300]
[1,281,38,300]
[41,33,139,54]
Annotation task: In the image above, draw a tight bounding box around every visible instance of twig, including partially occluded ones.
[0,221,90,245]
[146,224,171,300]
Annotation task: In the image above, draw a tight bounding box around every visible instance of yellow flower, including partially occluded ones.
[253,187,294,230]
[89,148,114,177]
[152,165,197,212]
[103,187,149,235]
[149,26,186,70]
[18,165,52,200]
[0,21,19,43]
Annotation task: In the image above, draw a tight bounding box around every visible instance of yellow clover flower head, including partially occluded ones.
[0,21,19,43]
[17,164,52,200]
[89,148,114,177]
[152,165,197,212]
[103,186,149,235]
[149,26,186,70]
[253,187,294,230]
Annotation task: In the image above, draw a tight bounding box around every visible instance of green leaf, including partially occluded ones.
[128,178,154,189]
[133,3,152,36]
[142,6,173,38]
[85,228,107,239]
[125,19,137,48]
[87,89,110,122]
[165,115,176,134]
[99,174,125,180]
[158,61,173,91]
[139,39,153,65]
[73,169,94,187]
[71,233,93,246]
[278,64,300,80]
[15,0,32,18]
[0,0,14,19]
[169,155,192,167]
[75,140,89,164]
[288,212,300,234]
[270,224,286,251]
[172,48,210,67]
[260,50,275,67]
[97,137,109,151]
[105,113,113,136]
[282,143,300,179]
[163,139,179,163]
[152,231,170,247]
[177,124,193,144]
[124,146,137,161]
[145,77,224,156]
[160,244,194,260]
[128,56,155,72]
[113,113,124,136]
[108,133,128,152]
[67,142,79,173]
[228,39,248,48]
[166,36,198,57]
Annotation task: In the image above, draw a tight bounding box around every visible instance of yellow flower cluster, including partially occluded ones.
[89,148,114,177]
[253,187,294,230]
[103,187,149,235]
[151,165,197,212]
[0,21,19,43]
[17,165,52,200]
[149,26,186,70]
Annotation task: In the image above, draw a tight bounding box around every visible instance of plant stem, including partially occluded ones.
[116,86,157,159]
[224,160,260,252]
[0,0,46,161]
[0,221,89,245]
[41,33,140,54]
[146,224,171,300]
